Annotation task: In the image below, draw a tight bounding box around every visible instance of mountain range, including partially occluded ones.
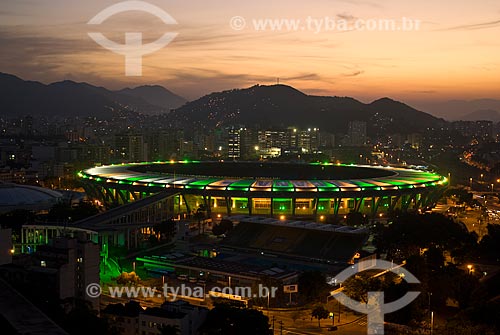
[0,73,187,118]
[169,84,444,134]
[415,99,500,122]
[0,73,447,134]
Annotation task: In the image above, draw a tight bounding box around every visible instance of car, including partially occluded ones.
[327,326,338,331]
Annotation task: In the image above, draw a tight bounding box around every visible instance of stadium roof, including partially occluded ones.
[227,215,368,234]
[0,182,62,213]
[80,161,447,194]
[222,216,369,263]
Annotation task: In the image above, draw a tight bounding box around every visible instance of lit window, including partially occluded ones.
[41,261,46,267]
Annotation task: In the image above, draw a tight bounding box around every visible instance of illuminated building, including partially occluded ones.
[79,162,448,220]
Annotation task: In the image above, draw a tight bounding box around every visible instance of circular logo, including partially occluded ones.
[86,283,102,298]
[230,16,247,31]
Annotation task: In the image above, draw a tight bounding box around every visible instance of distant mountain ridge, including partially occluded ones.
[0,73,187,118]
[459,109,500,122]
[0,73,445,133]
[116,85,187,113]
[170,84,444,134]
[415,99,500,121]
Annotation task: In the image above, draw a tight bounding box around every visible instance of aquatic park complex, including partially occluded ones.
[79,161,448,220]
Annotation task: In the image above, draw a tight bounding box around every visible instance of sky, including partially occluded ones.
[1,0,500,111]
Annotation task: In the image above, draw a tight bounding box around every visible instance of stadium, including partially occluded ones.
[79,161,448,221]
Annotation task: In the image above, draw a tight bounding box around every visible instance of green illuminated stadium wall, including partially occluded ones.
[79,162,447,220]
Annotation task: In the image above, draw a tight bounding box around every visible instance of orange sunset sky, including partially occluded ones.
[1,0,499,109]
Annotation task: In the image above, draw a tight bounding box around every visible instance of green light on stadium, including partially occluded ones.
[80,163,447,215]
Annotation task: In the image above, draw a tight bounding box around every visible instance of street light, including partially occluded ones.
[431,311,434,335]
[267,291,271,315]
[467,264,473,274]
[428,292,433,334]
[469,177,473,190]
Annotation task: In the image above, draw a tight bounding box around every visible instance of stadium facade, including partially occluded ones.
[79,162,448,220]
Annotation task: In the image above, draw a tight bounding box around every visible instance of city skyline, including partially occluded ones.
[1,0,499,113]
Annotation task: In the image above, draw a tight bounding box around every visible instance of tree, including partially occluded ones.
[194,204,208,234]
[311,305,329,328]
[346,212,367,226]
[445,188,473,205]
[61,299,110,335]
[200,303,270,335]
[219,219,234,232]
[154,218,176,241]
[212,224,226,236]
[158,324,180,335]
[47,201,99,223]
[374,213,476,261]
[298,271,331,304]
[115,272,141,286]
[478,224,500,261]
[342,273,386,304]
[212,219,234,237]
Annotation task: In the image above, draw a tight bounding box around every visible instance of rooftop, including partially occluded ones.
[0,182,62,213]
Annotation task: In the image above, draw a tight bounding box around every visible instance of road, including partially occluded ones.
[266,306,369,335]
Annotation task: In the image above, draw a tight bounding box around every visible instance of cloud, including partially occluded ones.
[411,90,437,94]
[336,13,357,22]
[335,0,384,9]
[438,19,500,31]
[0,28,96,79]
[342,70,364,77]
[282,73,321,81]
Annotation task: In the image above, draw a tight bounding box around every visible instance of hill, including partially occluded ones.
[0,73,185,118]
[415,99,500,121]
[169,84,444,134]
[116,85,187,113]
[460,109,500,122]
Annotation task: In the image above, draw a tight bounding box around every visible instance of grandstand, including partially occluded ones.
[79,161,448,221]
[221,216,368,263]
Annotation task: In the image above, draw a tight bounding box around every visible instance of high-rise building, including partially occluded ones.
[227,127,242,159]
[34,237,100,309]
[0,236,100,310]
[258,130,288,152]
[115,134,147,162]
[297,128,320,153]
[240,128,258,159]
[348,121,367,146]
[21,115,33,137]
